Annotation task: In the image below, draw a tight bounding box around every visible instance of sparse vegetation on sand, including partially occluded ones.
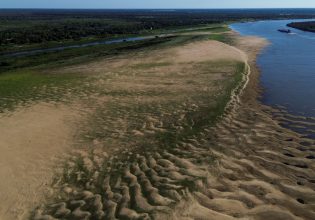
[2,21,314,220]
[0,70,88,112]
[0,31,228,111]
[30,33,248,219]
[1,28,248,219]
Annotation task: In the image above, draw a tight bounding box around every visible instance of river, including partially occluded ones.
[231,19,315,138]
[1,35,173,58]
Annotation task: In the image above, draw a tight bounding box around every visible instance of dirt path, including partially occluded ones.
[0,103,78,220]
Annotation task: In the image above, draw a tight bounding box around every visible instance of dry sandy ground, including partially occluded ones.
[0,39,244,220]
[32,39,248,219]
[2,35,315,220]
[0,103,79,220]
[35,36,315,220]
[56,39,246,153]
[59,39,244,73]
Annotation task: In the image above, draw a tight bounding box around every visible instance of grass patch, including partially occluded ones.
[174,25,230,34]
[208,33,233,44]
[0,70,89,112]
[0,34,210,73]
[155,61,245,147]
[131,62,172,69]
[0,36,178,73]
[0,32,226,112]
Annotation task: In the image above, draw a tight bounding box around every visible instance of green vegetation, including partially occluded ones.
[131,62,172,69]
[0,13,238,109]
[0,21,242,164]
[155,62,245,147]
[0,17,140,46]
[0,34,215,73]
[208,33,233,44]
[1,18,248,216]
[173,25,230,34]
[287,21,315,33]
[2,9,314,55]
[0,32,229,113]
[58,60,246,198]
[0,70,89,112]
[77,59,246,152]
[0,36,176,73]
[4,9,314,219]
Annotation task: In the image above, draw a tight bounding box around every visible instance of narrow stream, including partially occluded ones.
[1,35,167,58]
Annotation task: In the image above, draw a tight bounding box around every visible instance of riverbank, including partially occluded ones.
[287,21,315,33]
[231,20,315,139]
[171,33,315,219]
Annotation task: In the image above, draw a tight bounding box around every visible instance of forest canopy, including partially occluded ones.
[1,9,315,45]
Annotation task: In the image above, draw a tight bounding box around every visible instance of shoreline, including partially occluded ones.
[171,33,315,219]
[231,20,315,140]
[201,34,315,219]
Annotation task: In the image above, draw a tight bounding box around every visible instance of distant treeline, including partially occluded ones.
[287,21,315,33]
[1,9,315,45]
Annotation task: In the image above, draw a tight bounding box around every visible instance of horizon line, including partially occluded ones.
[1,7,315,10]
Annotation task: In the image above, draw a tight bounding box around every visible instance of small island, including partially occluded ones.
[287,21,315,33]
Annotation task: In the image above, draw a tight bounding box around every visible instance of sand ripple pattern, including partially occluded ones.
[188,104,315,220]
[270,107,315,140]
[32,37,315,220]
[33,137,216,219]
[33,103,315,219]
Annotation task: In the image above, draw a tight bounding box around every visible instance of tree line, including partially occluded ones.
[287,21,315,33]
[1,9,315,45]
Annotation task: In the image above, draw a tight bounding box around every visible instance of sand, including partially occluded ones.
[0,103,78,220]
[2,34,314,220]
[171,40,245,63]
[32,38,252,220]
[171,35,315,220]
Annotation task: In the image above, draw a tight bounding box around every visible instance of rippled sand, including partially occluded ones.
[1,34,314,220]
[34,35,315,220]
